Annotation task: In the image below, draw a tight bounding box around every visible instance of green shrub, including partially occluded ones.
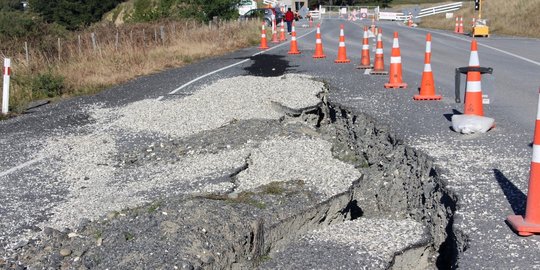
[31,72,65,98]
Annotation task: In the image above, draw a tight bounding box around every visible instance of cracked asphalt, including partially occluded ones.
[1,16,540,268]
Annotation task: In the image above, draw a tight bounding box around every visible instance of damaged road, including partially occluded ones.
[1,75,456,269]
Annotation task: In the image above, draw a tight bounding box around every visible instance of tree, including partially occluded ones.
[195,0,242,21]
[29,0,123,30]
[0,0,24,11]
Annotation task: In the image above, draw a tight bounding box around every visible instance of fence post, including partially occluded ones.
[78,35,82,55]
[91,32,97,51]
[115,30,119,51]
[160,26,165,45]
[57,38,61,61]
[2,58,11,115]
[24,42,29,64]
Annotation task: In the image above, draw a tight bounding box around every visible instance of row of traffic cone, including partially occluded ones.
[454,16,464,34]
[260,22,540,239]
[255,20,540,240]
[262,23,487,114]
[258,20,289,49]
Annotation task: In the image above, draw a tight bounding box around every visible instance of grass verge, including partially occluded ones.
[416,0,540,38]
[2,20,260,115]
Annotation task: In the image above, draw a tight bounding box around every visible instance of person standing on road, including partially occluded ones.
[285,8,294,34]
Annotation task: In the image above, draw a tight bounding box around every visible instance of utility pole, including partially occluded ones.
[474,0,482,19]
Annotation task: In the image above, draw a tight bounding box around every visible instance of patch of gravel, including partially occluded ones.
[236,138,362,200]
[93,74,325,138]
[21,75,332,242]
[409,133,540,267]
[261,218,427,270]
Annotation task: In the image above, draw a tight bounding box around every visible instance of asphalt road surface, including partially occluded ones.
[1,17,540,268]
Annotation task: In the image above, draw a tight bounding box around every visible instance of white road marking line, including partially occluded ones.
[410,28,540,67]
[168,28,317,95]
[364,69,372,75]
[0,156,45,178]
[476,42,540,66]
[156,96,164,101]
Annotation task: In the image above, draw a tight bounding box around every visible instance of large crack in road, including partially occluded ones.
[1,75,461,269]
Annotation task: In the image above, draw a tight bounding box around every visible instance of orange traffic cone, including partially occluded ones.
[384,32,407,88]
[259,23,269,49]
[414,33,441,100]
[370,29,388,75]
[463,39,484,116]
[279,19,287,42]
[458,16,464,34]
[313,24,326,58]
[334,24,351,63]
[454,17,459,33]
[288,23,301,55]
[357,26,372,69]
[507,88,540,236]
[271,19,279,43]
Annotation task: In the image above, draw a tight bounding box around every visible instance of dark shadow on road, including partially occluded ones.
[443,109,462,122]
[243,54,296,77]
[494,169,527,215]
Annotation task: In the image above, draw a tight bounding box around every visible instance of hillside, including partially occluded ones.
[403,0,540,38]
[103,0,240,25]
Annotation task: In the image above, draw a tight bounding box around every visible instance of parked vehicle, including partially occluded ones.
[239,8,284,27]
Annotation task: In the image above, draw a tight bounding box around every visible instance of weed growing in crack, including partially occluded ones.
[262,182,285,195]
[147,201,163,213]
[199,192,266,209]
[123,232,135,241]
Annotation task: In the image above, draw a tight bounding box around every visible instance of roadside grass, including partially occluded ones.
[414,0,540,38]
[2,20,260,114]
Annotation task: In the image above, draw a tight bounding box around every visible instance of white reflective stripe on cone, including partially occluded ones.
[292,36,296,41]
[532,145,540,163]
[262,34,266,38]
[362,45,369,50]
[424,63,432,72]
[469,51,480,66]
[426,41,431,53]
[316,39,322,44]
[340,29,344,36]
[390,56,401,63]
[466,81,482,92]
[392,38,399,48]
[376,48,383,54]
[339,41,345,47]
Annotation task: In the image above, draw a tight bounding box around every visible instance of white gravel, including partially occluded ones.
[272,218,426,269]
[30,75,355,233]
[236,138,362,200]
[93,74,324,138]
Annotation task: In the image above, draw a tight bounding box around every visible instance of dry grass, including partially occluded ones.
[2,20,260,113]
[418,0,540,38]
